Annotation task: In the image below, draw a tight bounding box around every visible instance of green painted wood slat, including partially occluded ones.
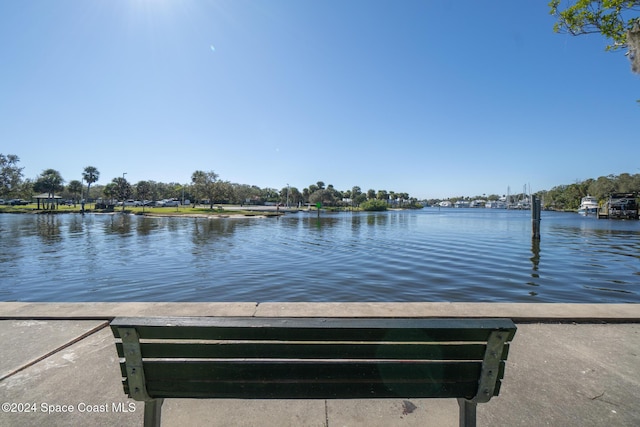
[110,317,516,342]
[138,360,505,382]
[116,342,511,360]
[144,379,482,399]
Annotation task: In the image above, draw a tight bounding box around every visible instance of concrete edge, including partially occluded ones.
[0,320,110,381]
[0,302,638,323]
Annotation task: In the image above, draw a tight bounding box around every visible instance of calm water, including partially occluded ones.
[1,209,639,303]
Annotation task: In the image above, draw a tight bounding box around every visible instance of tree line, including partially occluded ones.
[538,173,640,211]
[0,154,420,209]
[4,154,638,211]
[426,174,640,211]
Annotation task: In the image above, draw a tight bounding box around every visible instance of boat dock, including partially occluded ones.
[597,193,639,219]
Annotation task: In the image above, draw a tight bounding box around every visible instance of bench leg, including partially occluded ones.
[457,398,476,427]
[144,398,164,427]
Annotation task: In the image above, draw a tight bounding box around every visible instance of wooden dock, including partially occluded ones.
[598,193,639,220]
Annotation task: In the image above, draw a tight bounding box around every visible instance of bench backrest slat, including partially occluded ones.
[116,342,511,360]
[111,317,516,342]
[146,377,484,400]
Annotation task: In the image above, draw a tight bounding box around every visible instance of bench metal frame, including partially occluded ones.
[111,317,517,427]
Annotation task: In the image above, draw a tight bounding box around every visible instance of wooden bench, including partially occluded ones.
[111,317,517,427]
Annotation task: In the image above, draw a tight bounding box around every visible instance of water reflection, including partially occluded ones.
[35,215,63,244]
[67,215,85,236]
[305,215,342,229]
[527,239,541,296]
[136,217,162,236]
[530,239,540,278]
[366,213,388,226]
[191,217,242,247]
[549,222,640,238]
[105,214,132,236]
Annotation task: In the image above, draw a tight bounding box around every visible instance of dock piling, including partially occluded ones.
[531,195,541,240]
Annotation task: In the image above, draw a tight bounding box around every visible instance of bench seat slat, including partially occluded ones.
[119,378,504,401]
[111,317,517,342]
[144,380,481,399]
[116,342,510,361]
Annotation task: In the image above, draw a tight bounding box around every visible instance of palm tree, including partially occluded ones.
[82,166,99,210]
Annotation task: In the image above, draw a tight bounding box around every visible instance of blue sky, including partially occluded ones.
[1,1,638,200]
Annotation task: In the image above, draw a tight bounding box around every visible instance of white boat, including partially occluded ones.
[578,196,598,216]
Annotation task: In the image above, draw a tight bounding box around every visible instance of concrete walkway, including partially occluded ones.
[1,303,639,427]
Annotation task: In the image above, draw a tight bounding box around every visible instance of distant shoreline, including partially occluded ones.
[0,203,419,217]
[0,205,284,218]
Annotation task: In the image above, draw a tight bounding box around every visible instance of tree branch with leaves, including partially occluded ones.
[549,0,640,72]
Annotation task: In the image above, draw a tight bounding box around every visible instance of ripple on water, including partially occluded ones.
[0,210,639,302]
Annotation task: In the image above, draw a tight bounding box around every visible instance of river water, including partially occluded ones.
[1,209,639,303]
